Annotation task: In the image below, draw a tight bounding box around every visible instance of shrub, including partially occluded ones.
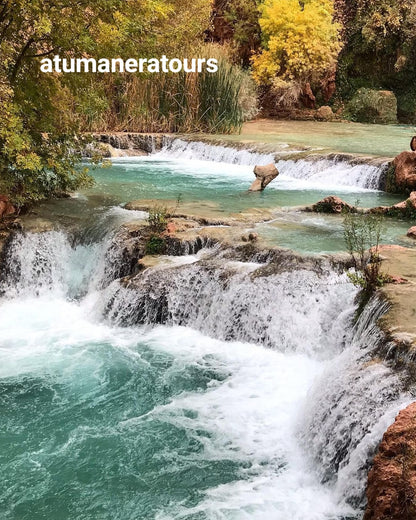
[147,205,169,233]
[346,88,398,124]
[343,210,389,314]
[145,235,166,255]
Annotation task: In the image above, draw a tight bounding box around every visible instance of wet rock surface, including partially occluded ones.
[407,226,416,239]
[364,402,416,520]
[370,191,416,217]
[309,196,355,214]
[390,152,416,193]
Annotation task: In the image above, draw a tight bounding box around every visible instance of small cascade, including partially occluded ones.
[276,158,386,190]
[299,297,410,507]
[0,231,72,297]
[156,138,387,190]
[156,138,276,166]
[103,254,356,358]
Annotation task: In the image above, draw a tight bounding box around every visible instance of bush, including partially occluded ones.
[147,205,169,233]
[346,88,397,124]
[343,210,388,314]
[145,235,166,255]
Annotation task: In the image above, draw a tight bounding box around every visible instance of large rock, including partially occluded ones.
[391,152,416,193]
[364,402,416,520]
[315,106,334,121]
[311,196,354,214]
[385,191,416,218]
[0,195,16,219]
[249,163,279,191]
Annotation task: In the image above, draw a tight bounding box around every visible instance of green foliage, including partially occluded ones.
[384,164,399,194]
[147,205,169,234]
[198,58,244,132]
[78,48,248,134]
[223,0,262,66]
[343,210,388,312]
[145,235,167,255]
[336,0,416,122]
[0,0,215,206]
[345,88,397,124]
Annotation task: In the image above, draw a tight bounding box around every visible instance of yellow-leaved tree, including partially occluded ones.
[252,0,341,106]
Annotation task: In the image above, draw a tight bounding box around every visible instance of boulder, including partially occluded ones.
[391,152,416,193]
[0,195,16,219]
[311,196,354,214]
[315,106,334,121]
[407,226,416,239]
[364,402,416,520]
[392,191,416,216]
[249,163,279,192]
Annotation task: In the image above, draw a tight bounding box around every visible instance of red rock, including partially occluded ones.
[387,275,408,284]
[393,191,416,211]
[311,196,354,214]
[407,226,416,239]
[0,195,16,219]
[392,152,416,192]
[249,164,279,192]
[301,82,316,109]
[166,222,176,234]
[364,402,416,520]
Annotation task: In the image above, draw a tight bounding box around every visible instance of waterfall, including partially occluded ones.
[299,297,411,507]
[103,256,355,358]
[99,249,410,507]
[276,158,385,190]
[0,221,410,519]
[156,138,387,190]
[156,138,276,166]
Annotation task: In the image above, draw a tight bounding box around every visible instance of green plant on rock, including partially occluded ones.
[343,210,389,313]
[145,235,166,255]
[147,205,169,233]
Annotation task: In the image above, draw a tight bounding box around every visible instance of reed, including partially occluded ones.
[76,51,252,134]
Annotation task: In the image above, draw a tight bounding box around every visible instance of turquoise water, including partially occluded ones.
[255,213,414,254]
[84,158,401,213]
[0,286,356,520]
[31,154,413,254]
[2,138,411,518]
[226,120,416,157]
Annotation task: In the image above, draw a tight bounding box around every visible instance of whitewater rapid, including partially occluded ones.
[0,218,409,520]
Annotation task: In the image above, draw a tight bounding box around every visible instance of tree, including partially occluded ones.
[207,0,262,67]
[336,0,416,122]
[0,0,170,207]
[251,0,341,105]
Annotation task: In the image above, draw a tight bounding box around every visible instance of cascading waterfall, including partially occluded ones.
[0,221,410,520]
[156,138,387,190]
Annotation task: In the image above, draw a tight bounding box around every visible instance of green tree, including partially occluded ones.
[336,0,416,122]
[0,0,169,207]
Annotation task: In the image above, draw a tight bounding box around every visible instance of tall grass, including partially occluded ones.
[76,49,256,134]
